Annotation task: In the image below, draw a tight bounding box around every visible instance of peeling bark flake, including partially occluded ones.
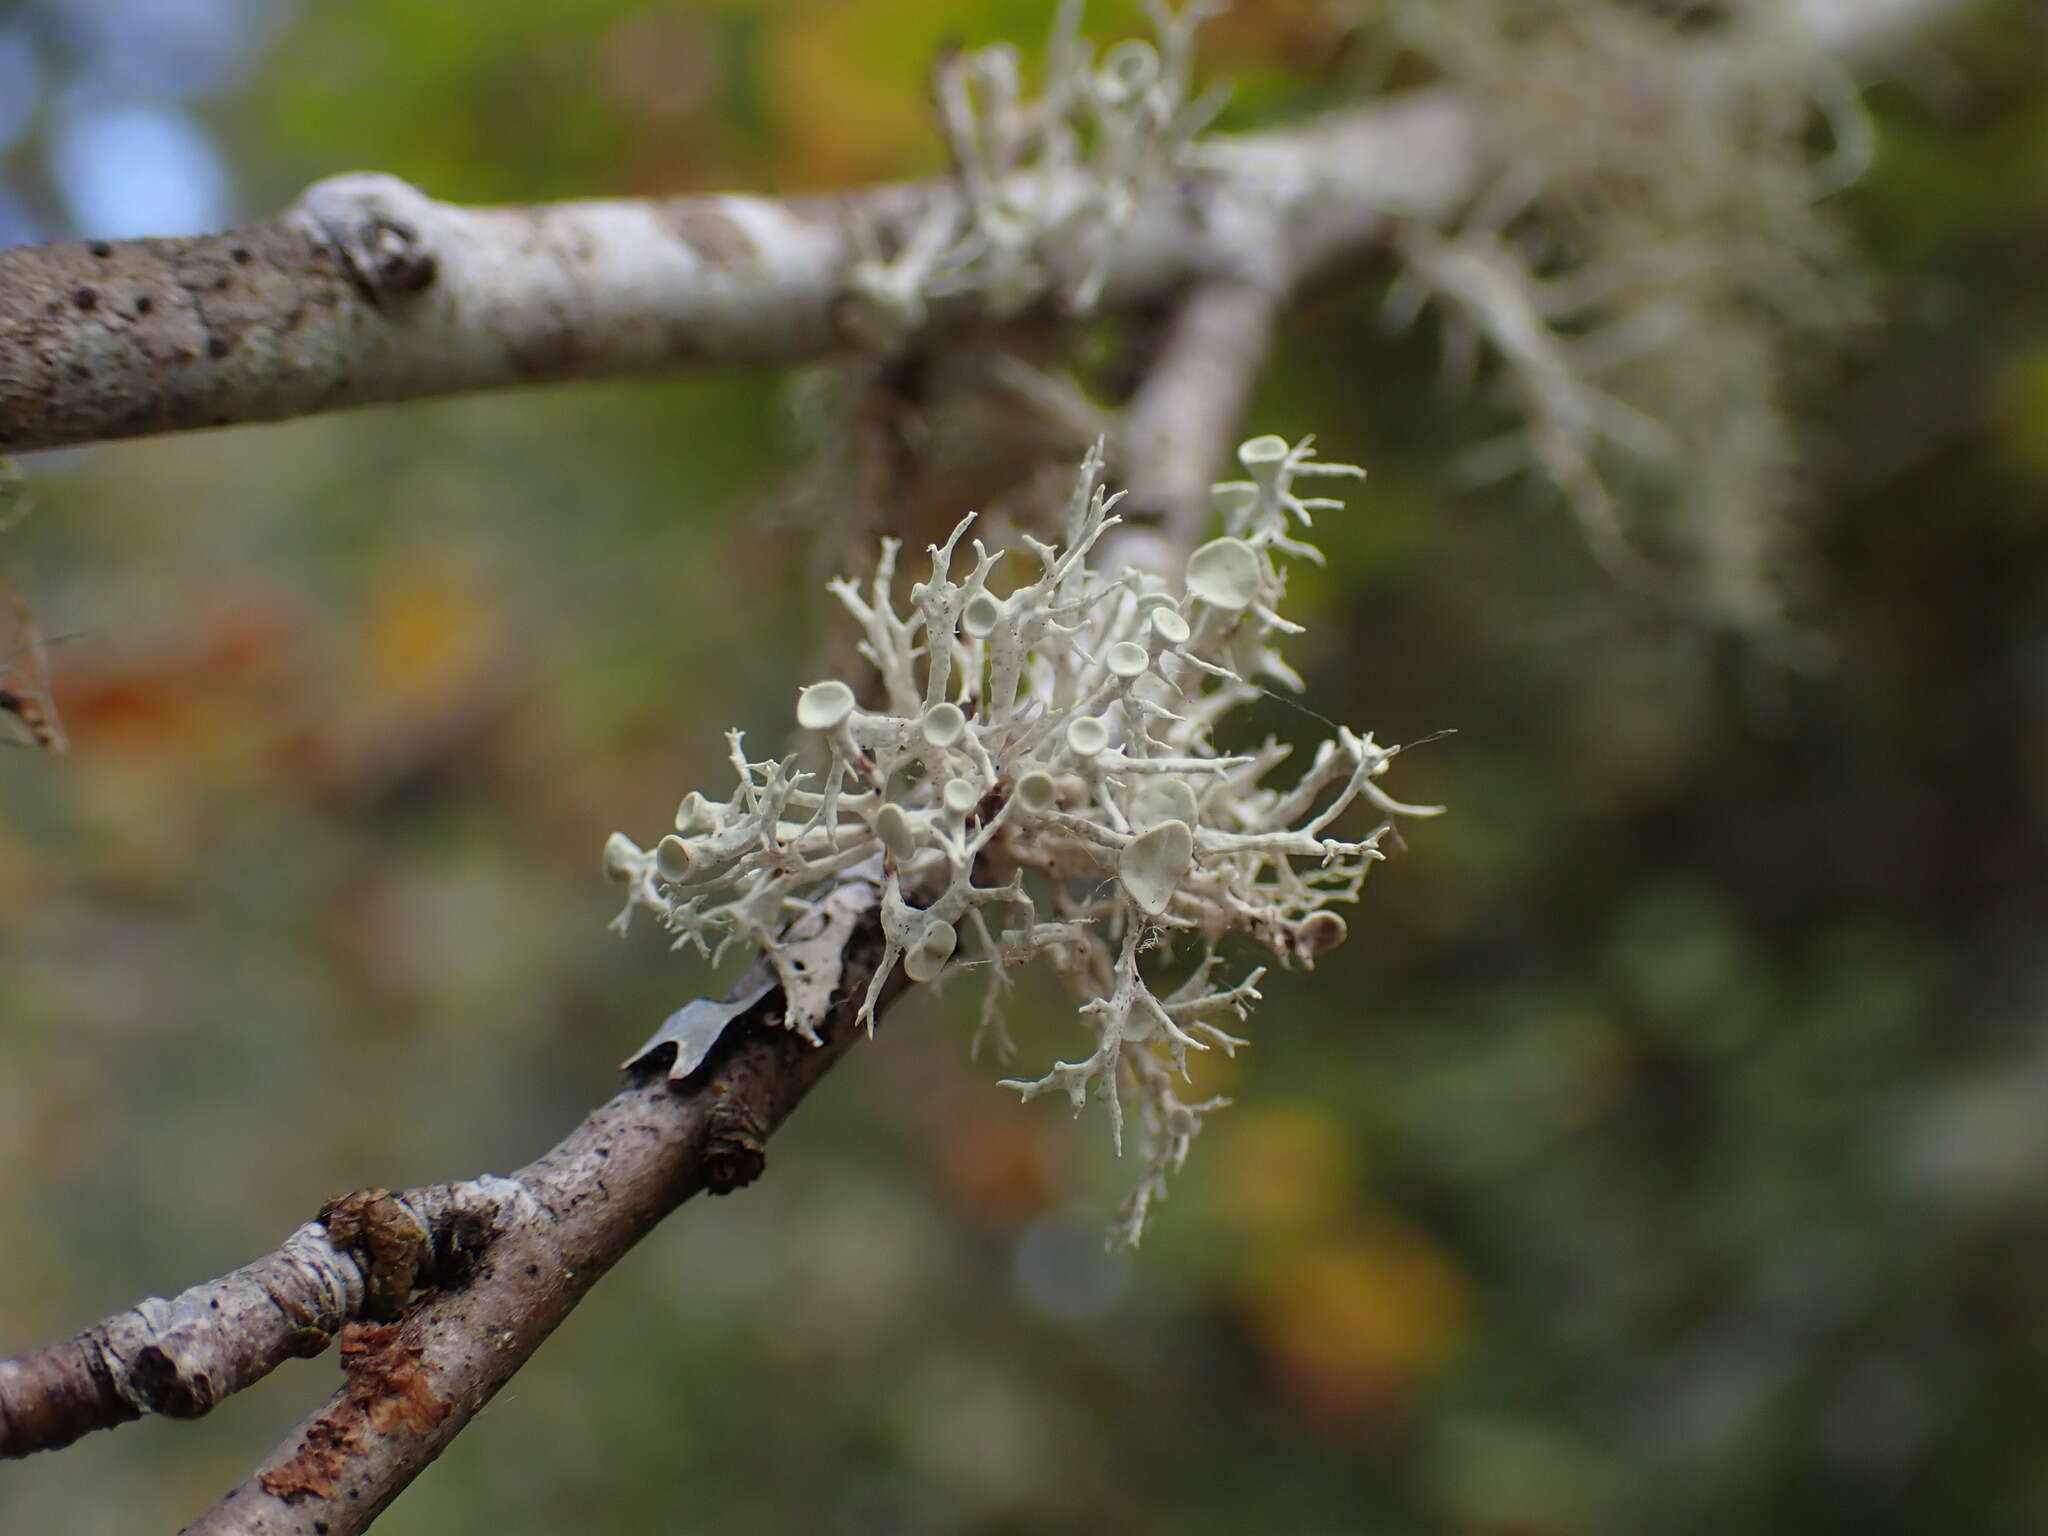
[255,1323,450,1504]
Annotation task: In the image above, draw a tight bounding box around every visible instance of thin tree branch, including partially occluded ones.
[1110,277,1282,573]
[0,880,902,1536]
[0,1182,493,1457]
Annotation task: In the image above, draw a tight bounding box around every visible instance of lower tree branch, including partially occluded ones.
[0,880,901,1535]
[0,1182,494,1457]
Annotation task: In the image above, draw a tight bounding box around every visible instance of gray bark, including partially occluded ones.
[0,96,1474,455]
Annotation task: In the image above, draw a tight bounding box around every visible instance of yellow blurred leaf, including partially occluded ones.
[761,0,947,185]
[362,560,495,701]
[758,0,1157,186]
[1242,1224,1472,1426]
[1213,1101,1355,1235]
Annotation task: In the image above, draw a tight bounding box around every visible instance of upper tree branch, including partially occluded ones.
[0,0,1957,458]
[0,94,1475,455]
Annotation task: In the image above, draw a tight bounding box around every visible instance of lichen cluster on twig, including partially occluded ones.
[841,0,1229,349]
[606,435,1439,1243]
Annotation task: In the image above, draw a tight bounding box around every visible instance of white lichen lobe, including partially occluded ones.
[606,435,1441,1243]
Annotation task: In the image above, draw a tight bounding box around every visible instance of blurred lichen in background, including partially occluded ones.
[1377,0,1871,640]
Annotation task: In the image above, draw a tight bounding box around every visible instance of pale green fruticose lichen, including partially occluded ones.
[841,0,1227,349]
[605,435,1441,1244]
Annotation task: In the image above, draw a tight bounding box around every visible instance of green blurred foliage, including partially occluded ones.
[6,2,2048,1533]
